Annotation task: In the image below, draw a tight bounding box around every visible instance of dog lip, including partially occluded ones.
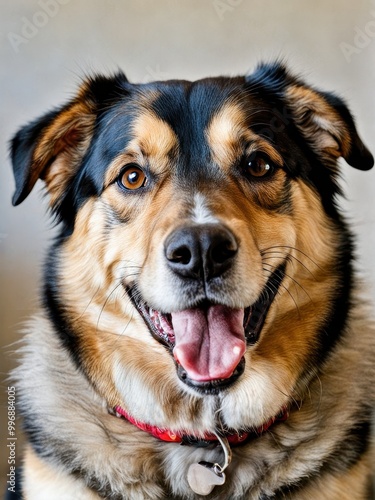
[243,264,286,344]
[129,294,175,350]
[126,263,286,361]
[176,358,246,394]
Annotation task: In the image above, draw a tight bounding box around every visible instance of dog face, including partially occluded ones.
[11,63,373,436]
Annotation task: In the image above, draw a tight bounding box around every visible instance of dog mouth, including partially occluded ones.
[127,265,285,391]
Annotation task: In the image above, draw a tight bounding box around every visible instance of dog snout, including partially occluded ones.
[164,223,238,280]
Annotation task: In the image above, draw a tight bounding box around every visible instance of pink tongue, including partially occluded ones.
[171,305,246,382]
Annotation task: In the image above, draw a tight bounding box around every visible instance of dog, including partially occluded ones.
[10,62,375,499]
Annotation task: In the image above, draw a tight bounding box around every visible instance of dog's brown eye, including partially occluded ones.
[245,155,274,178]
[119,165,147,190]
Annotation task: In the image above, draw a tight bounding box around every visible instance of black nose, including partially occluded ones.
[164,224,238,280]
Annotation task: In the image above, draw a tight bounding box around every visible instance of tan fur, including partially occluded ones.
[104,111,179,186]
[296,453,373,500]
[12,69,374,499]
[23,445,99,500]
[38,100,96,206]
[286,84,351,162]
[43,103,364,435]
[207,103,284,171]
[52,135,347,436]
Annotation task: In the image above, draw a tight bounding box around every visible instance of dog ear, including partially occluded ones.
[246,63,373,171]
[284,81,373,171]
[10,72,129,207]
[10,93,97,207]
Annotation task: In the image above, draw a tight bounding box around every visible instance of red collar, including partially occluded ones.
[113,405,288,446]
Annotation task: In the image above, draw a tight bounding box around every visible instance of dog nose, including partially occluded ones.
[164,224,238,280]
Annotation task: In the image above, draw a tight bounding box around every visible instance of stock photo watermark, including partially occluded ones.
[7,0,71,54]
[6,386,17,494]
[340,6,375,62]
[141,65,170,83]
[212,0,243,21]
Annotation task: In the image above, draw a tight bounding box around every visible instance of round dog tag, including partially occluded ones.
[187,462,226,496]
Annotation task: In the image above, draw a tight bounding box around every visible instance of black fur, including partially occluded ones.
[9,63,374,499]
[10,62,373,400]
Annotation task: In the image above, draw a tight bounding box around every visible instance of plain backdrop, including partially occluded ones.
[1,0,375,489]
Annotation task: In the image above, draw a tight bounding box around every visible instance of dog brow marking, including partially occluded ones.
[207,102,284,172]
[206,103,245,170]
[191,193,218,224]
[132,111,178,161]
[104,111,178,186]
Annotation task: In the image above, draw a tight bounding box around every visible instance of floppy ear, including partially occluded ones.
[247,63,373,171]
[10,72,129,208]
[10,90,97,207]
[285,82,373,171]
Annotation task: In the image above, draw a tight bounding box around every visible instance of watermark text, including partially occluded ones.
[6,386,17,494]
[340,8,375,62]
[8,0,71,53]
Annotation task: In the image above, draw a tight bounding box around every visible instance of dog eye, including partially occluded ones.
[244,155,275,179]
[118,165,147,190]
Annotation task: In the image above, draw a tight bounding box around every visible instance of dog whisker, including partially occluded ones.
[96,282,124,332]
[263,266,301,319]
[261,245,322,271]
[262,261,312,302]
[10,63,373,499]
[261,251,317,280]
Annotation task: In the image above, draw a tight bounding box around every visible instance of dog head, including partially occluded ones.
[11,63,373,433]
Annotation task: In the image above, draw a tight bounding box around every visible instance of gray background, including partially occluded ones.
[1,0,375,490]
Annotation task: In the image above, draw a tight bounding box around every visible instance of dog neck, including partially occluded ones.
[111,405,289,447]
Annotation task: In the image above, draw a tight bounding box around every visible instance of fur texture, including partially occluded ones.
[11,62,375,499]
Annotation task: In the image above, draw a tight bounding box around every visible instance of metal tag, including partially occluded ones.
[187,426,232,495]
[187,461,226,496]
